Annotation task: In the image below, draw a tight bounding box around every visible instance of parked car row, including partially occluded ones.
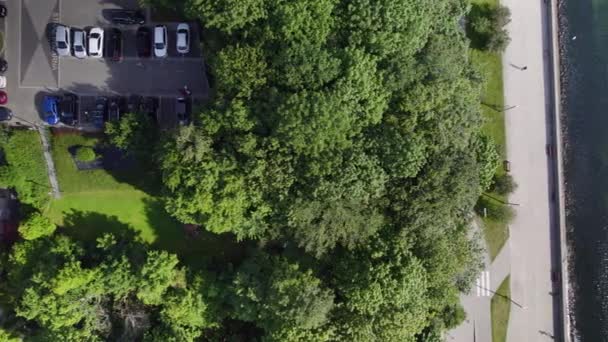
[54,23,190,60]
[42,92,193,128]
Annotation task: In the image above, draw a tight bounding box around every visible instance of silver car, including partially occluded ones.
[72,30,87,59]
[154,25,167,58]
[55,25,71,57]
[88,27,104,58]
[176,23,190,54]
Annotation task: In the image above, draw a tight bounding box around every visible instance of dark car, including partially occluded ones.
[0,5,7,18]
[127,94,143,113]
[108,98,120,122]
[142,97,159,123]
[110,10,145,25]
[108,28,123,62]
[176,97,191,126]
[91,97,108,128]
[0,107,12,121]
[60,93,78,125]
[136,27,151,58]
[0,59,7,73]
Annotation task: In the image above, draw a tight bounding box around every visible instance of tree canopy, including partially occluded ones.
[0,0,495,340]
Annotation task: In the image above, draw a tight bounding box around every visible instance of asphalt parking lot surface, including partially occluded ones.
[5,0,209,127]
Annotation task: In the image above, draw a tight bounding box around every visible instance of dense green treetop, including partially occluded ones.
[1,0,496,340]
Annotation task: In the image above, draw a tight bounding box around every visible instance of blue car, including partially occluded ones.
[43,96,60,125]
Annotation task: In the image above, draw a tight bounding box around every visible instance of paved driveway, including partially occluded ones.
[20,0,59,87]
[61,0,140,28]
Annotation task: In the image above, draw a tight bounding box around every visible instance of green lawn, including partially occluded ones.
[48,132,245,267]
[491,276,511,342]
[0,128,50,209]
[468,0,510,260]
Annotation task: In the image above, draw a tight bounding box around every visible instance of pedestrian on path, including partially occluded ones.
[509,63,528,71]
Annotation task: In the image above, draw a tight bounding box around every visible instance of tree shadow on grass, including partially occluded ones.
[142,197,250,271]
[59,209,145,244]
[57,203,250,272]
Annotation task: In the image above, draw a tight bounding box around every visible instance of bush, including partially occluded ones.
[19,212,56,240]
[491,173,517,196]
[467,4,511,52]
[0,130,50,209]
[442,304,467,329]
[75,146,97,162]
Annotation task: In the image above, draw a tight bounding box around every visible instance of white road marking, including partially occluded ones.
[485,271,491,296]
[476,271,491,297]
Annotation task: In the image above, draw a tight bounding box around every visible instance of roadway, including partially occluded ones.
[502,0,560,340]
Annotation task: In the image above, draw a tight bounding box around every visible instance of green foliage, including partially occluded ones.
[491,173,517,196]
[0,129,49,208]
[0,329,21,342]
[467,3,511,52]
[74,146,97,162]
[3,233,218,341]
[475,134,500,191]
[329,236,430,341]
[0,0,498,340]
[105,113,158,161]
[186,0,266,33]
[229,253,334,339]
[442,303,467,329]
[137,250,181,305]
[18,212,56,240]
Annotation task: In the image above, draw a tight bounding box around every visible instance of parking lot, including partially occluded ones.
[5,0,209,128]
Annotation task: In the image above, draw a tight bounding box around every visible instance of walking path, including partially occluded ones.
[37,126,60,199]
[501,0,565,340]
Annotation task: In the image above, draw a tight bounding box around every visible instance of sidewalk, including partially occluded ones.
[501,0,557,339]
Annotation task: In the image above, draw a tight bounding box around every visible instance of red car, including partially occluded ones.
[0,91,8,105]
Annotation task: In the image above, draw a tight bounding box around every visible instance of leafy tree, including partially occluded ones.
[0,329,21,342]
[185,0,266,33]
[136,250,182,305]
[18,212,56,240]
[467,3,511,52]
[491,173,517,196]
[105,113,157,160]
[328,235,430,341]
[229,253,334,339]
[2,233,218,341]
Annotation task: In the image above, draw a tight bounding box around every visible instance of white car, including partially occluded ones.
[72,30,88,59]
[55,25,71,57]
[154,25,167,58]
[0,76,6,88]
[176,23,190,54]
[88,27,104,58]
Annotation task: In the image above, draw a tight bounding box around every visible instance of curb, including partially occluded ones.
[545,0,570,341]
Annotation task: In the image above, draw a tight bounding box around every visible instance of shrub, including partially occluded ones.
[491,173,518,196]
[467,4,511,52]
[442,304,467,329]
[75,146,97,162]
[19,212,56,240]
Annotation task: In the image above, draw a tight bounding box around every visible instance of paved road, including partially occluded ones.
[502,0,557,340]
